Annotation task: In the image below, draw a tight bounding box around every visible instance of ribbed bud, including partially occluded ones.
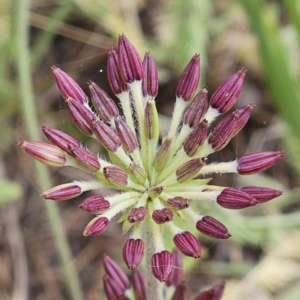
[167,197,189,210]
[128,164,147,185]
[176,157,206,182]
[148,186,165,198]
[241,186,282,203]
[176,54,200,101]
[145,100,159,140]
[83,216,110,236]
[237,151,284,175]
[234,103,254,135]
[65,97,94,136]
[153,138,172,171]
[92,119,122,152]
[18,141,66,167]
[128,207,148,223]
[171,281,187,300]
[103,274,124,300]
[103,254,131,291]
[142,52,158,97]
[152,208,173,224]
[194,281,225,300]
[42,126,80,154]
[151,250,174,282]
[88,81,119,122]
[217,188,257,209]
[79,195,110,213]
[118,34,143,82]
[52,66,88,104]
[68,144,100,172]
[183,88,208,128]
[196,216,231,239]
[183,120,208,156]
[107,48,128,94]
[173,231,201,258]
[132,269,147,300]
[166,249,183,287]
[103,166,128,187]
[115,116,139,153]
[210,68,246,113]
[123,238,144,270]
[41,182,82,200]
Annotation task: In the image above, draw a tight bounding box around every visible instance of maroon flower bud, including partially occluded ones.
[183,88,208,128]
[41,183,82,200]
[241,186,282,203]
[103,254,131,291]
[115,116,139,153]
[107,48,128,94]
[142,52,158,97]
[166,248,183,287]
[52,66,88,104]
[173,231,201,258]
[151,250,174,282]
[103,274,124,300]
[144,100,159,140]
[237,151,284,175]
[18,141,66,167]
[42,126,80,154]
[176,54,200,101]
[118,34,143,83]
[152,208,173,224]
[167,197,189,210]
[128,164,148,185]
[171,281,187,300]
[132,269,147,300]
[183,120,208,156]
[194,281,225,300]
[103,166,128,187]
[217,188,257,209]
[123,238,144,270]
[196,216,231,239]
[92,119,122,152]
[234,103,254,135]
[153,138,172,172]
[176,157,206,183]
[88,81,119,122]
[128,207,148,223]
[65,97,94,136]
[78,195,110,213]
[148,186,165,198]
[210,68,246,113]
[208,111,238,151]
[83,216,110,236]
[68,144,100,172]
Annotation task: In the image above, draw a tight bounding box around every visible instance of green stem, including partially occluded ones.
[16,1,82,299]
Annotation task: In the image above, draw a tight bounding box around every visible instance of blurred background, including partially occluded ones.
[1,0,300,299]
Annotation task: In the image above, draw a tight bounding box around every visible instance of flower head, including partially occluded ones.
[19,34,283,282]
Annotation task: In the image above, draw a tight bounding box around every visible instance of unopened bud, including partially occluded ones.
[176,157,206,182]
[167,197,189,210]
[148,186,165,198]
[41,182,82,200]
[103,166,128,187]
[166,249,183,287]
[83,216,110,236]
[152,208,173,224]
[153,138,172,172]
[79,195,110,213]
[145,100,159,140]
[142,52,158,97]
[151,250,174,282]
[196,216,231,239]
[241,186,282,203]
[128,164,148,185]
[128,207,148,223]
[123,238,144,270]
[132,269,147,300]
[173,231,201,258]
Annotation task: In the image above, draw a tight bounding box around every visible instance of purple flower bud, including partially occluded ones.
[166,248,183,287]
[103,274,124,300]
[217,188,257,209]
[142,52,158,97]
[238,151,284,175]
[115,116,139,153]
[103,166,128,187]
[145,100,159,140]
[152,208,173,224]
[153,138,172,172]
[241,186,282,203]
[118,34,143,83]
[173,231,201,258]
[176,157,206,182]
[92,119,122,152]
[210,68,246,113]
[107,48,128,94]
[234,103,254,135]
[128,164,148,185]
[183,88,208,128]
[167,197,189,210]
[41,183,82,200]
[151,250,174,282]
[128,207,148,223]
[194,280,225,300]
[88,81,119,122]
[18,141,66,167]
[123,238,144,270]
[176,54,200,101]
[51,66,88,104]
[171,281,187,300]
[78,195,110,213]
[148,186,165,198]
[183,120,208,156]
[132,269,147,300]
[196,216,231,239]
[42,126,80,154]
[83,216,110,236]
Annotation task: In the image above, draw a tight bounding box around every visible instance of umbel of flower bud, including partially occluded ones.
[19,33,283,285]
